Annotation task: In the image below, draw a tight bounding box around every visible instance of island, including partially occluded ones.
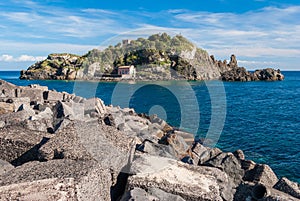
[20,33,284,82]
[0,79,299,200]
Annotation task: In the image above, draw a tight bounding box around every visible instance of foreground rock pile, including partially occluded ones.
[0,80,298,201]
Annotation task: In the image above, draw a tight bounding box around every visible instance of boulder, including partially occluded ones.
[17,103,35,116]
[243,164,278,187]
[0,159,14,175]
[83,97,106,116]
[158,133,189,160]
[39,120,133,185]
[136,140,177,159]
[0,160,112,201]
[241,159,257,172]
[274,177,300,199]
[11,97,31,111]
[128,154,236,201]
[233,149,245,160]
[234,182,300,201]
[43,90,64,102]
[204,152,244,186]
[0,120,5,128]
[0,102,14,114]
[191,142,222,165]
[0,125,49,166]
[121,187,186,201]
[38,121,93,161]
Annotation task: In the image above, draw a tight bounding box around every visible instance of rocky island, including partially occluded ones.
[0,79,299,200]
[20,33,284,81]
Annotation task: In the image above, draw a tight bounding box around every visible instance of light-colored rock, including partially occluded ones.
[0,120,5,128]
[11,97,31,112]
[0,160,112,201]
[17,103,35,116]
[0,159,14,175]
[121,187,186,201]
[128,154,236,201]
[0,102,14,114]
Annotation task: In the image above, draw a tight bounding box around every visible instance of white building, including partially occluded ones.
[117,65,136,78]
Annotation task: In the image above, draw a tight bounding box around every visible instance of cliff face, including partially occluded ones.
[20,33,284,81]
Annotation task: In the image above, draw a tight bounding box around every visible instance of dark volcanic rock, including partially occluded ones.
[0,125,50,166]
[221,67,284,81]
[243,164,278,187]
[274,177,300,199]
[204,152,244,186]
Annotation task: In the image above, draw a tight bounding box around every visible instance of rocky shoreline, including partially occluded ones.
[0,80,298,201]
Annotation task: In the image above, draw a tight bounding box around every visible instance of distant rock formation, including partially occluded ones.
[0,79,298,200]
[19,33,285,82]
[221,67,284,81]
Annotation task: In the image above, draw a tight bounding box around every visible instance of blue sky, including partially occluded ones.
[1,0,300,70]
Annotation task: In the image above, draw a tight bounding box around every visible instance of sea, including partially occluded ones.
[1,70,299,183]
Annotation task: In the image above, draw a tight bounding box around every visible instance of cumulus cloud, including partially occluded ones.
[0,54,46,62]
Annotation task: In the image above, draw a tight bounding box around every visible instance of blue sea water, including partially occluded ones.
[1,71,299,183]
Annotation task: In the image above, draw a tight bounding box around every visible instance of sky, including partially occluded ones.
[1,0,300,70]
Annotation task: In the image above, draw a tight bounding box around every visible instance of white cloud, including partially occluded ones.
[0,54,46,62]
[0,54,14,62]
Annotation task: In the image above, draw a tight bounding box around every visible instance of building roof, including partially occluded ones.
[118,65,133,69]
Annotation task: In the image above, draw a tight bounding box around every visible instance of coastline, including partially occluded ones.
[0,79,299,200]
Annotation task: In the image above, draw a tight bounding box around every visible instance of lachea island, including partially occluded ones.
[20,33,284,82]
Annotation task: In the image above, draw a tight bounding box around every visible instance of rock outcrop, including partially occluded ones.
[220,55,284,81]
[0,79,297,201]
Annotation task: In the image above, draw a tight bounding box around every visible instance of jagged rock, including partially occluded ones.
[228,54,238,68]
[43,90,64,102]
[53,101,84,128]
[121,187,186,201]
[241,159,256,171]
[128,154,236,201]
[0,160,112,201]
[0,120,5,128]
[39,119,133,186]
[274,177,300,199]
[30,107,53,121]
[149,115,167,130]
[0,125,50,166]
[0,159,14,175]
[234,182,300,201]
[253,68,284,81]
[0,102,14,114]
[136,140,177,159]
[83,97,107,116]
[233,149,245,160]
[17,103,35,115]
[243,164,278,187]
[221,67,284,81]
[158,132,189,160]
[191,142,222,165]
[38,121,93,161]
[204,152,244,186]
